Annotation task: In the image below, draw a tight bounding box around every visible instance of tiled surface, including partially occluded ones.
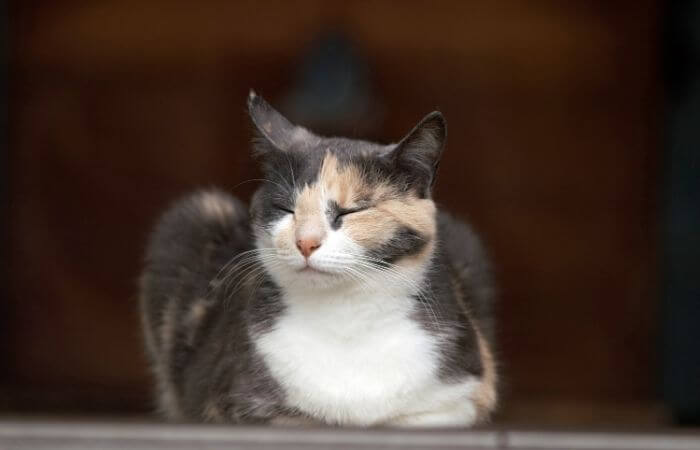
[0,420,698,450]
[505,431,700,450]
[0,421,498,450]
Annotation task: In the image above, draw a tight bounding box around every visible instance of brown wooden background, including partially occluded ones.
[5,1,662,425]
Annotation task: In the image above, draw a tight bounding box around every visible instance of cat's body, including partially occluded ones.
[140,92,497,427]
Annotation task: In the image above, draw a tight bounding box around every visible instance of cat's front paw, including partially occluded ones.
[385,402,481,428]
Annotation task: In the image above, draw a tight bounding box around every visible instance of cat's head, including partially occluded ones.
[248,91,446,292]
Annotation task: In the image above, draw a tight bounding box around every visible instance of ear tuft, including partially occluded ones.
[389,111,447,196]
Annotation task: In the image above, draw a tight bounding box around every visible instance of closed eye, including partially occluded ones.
[273,204,294,215]
[333,207,369,227]
[328,201,371,228]
[337,206,368,218]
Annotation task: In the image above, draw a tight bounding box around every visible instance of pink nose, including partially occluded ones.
[296,237,321,258]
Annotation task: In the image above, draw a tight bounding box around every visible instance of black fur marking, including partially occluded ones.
[367,227,427,265]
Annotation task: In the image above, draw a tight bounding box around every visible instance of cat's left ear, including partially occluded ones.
[247,90,314,154]
[386,111,446,197]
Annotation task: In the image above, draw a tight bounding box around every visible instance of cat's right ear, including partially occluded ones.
[248,90,309,155]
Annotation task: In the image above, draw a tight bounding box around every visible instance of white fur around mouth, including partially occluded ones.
[298,265,328,274]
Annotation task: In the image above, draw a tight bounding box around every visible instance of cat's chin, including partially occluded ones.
[294,269,343,286]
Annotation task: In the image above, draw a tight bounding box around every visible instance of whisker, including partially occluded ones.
[231,177,288,192]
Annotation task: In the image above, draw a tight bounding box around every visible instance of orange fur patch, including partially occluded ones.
[198,191,234,222]
[294,184,326,243]
[473,329,498,423]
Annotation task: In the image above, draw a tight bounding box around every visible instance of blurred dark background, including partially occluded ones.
[3,0,699,427]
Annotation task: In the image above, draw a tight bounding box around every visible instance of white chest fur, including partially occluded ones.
[254,286,479,426]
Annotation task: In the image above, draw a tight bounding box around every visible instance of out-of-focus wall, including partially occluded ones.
[6,1,661,424]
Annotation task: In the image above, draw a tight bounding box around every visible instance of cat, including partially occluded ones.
[139,91,497,427]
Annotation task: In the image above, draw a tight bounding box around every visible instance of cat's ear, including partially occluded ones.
[387,111,446,196]
[247,90,313,154]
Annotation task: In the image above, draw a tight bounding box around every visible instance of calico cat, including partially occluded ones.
[139,91,497,427]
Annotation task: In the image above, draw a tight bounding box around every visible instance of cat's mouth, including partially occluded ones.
[298,264,329,275]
